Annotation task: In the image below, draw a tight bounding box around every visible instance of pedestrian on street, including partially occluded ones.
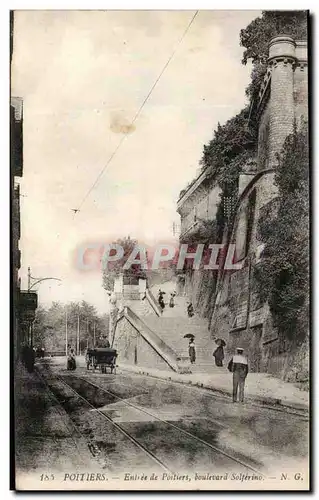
[22,344,35,373]
[67,348,76,371]
[213,345,225,367]
[189,339,196,364]
[228,347,248,403]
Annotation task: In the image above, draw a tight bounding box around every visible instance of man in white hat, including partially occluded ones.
[228,348,248,403]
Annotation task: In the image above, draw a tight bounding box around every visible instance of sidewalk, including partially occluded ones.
[46,356,309,411]
[14,362,97,490]
[118,363,309,412]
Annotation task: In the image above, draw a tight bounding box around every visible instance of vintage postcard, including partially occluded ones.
[11,9,310,491]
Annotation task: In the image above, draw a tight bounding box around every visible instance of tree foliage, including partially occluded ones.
[253,125,309,342]
[198,107,257,238]
[191,11,308,241]
[102,236,147,292]
[33,300,109,352]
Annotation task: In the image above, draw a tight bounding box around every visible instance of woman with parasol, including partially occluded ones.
[213,338,226,367]
[184,334,196,364]
[158,289,166,311]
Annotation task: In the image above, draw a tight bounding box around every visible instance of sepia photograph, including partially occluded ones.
[10,9,310,491]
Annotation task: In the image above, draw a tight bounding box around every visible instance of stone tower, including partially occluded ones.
[268,35,296,168]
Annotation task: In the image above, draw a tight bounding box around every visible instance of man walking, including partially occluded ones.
[228,347,248,403]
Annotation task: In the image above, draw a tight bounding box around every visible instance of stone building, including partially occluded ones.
[177,35,308,380]
[176,169,221,316]
[11,97,23,362]
[11,14,38,359]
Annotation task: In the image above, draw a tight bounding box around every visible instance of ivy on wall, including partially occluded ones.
[253,125,309,342]
[199,107,257,239]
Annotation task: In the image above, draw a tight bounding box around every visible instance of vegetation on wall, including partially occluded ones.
[199,107,257,239]
[253,125,309,342]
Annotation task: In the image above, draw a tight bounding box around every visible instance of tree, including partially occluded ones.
[33,305,49,347]
[240,11,308,100]
[193,11,308,241]
[102,236,147,292]
[33,301,109,352]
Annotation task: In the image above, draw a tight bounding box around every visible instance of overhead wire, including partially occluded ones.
[73,10,199,217]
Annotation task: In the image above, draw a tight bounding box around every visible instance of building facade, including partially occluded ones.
[176,170,221,316]
[177,35,308,380]
[11,97,23,362]
[11,15,38,360]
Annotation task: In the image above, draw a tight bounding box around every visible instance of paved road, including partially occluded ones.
[15,357,309,490]
[45,360,308,472]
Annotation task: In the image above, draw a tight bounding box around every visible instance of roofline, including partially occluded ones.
[177,167,212,210]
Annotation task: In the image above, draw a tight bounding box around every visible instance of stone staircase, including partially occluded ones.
[115,279,224,374]
[142,316,210,359]
[123,298,157,317]
[149,281,228,374]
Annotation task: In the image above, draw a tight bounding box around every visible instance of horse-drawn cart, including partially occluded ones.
[86,347,118,374]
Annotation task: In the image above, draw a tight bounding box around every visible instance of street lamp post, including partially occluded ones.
[65,309,68,357]
[26,267,62,348]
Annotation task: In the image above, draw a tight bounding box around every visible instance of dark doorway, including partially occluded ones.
[134,346,138,365]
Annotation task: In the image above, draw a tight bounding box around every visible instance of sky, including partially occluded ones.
[11,9,260,314]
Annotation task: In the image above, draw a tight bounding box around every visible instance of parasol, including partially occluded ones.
[215,338,226,347]
[184,334,195,339]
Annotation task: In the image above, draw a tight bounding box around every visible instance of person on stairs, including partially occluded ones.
[228,347,248,403]
[213,344,225,367]
[187,302,194,318]
[158,290,166,311]
[169,292,176,308]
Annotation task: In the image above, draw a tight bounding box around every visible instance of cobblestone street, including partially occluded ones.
[14,357,309,490]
